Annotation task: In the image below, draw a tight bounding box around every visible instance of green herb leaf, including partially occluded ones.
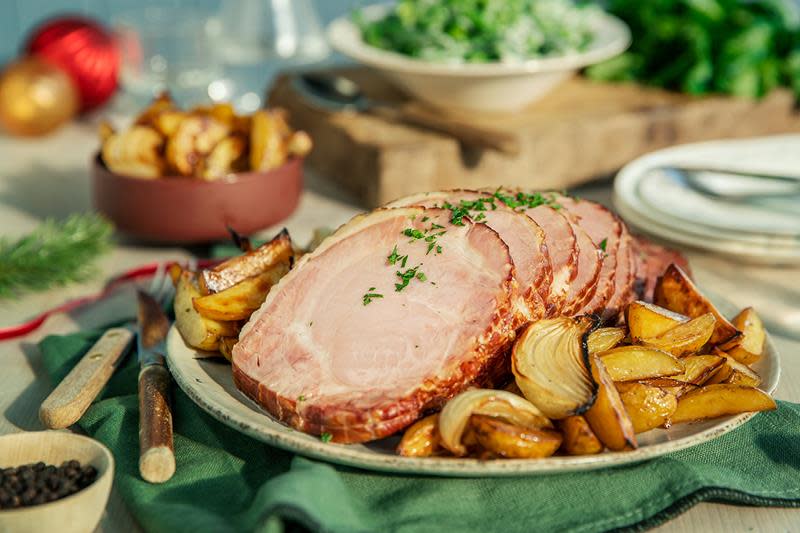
[0,214,113,299]
[320,433,333,443]
[362,290,385,305]
[599,238,608,252]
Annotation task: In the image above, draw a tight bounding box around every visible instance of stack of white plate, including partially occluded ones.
[614,135,800,265]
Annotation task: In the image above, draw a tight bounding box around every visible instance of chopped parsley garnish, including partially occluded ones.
[403,228,425,240]
[493,188,562,211]
[320,433,333,443]
[598,238,608,252]
[297,395,306,402]
[395,265,425,292]
[387,245,408,267]
[362,288,384,305]
[421,216,429,222]
[441,197,497,225]
[403,223,445,255]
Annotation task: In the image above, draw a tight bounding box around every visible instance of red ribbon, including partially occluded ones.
[0,258,219,341]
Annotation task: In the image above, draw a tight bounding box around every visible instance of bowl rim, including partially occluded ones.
[92,152,303,185]
[327,3,631,78]
[0,431,114,515]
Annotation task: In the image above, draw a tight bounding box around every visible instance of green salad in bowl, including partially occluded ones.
[355,0,600,64]
[327,1,629,112]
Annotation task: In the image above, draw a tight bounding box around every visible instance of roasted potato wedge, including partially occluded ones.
[287,130,313,158]
[200,230,293,294]
[669,384,776,424]
[639,377,694,389]
[706,351,761,388]
[101,126,164,178]
[98,121,115,143]
[250,109,289,171]
[470,414,562,459]
[626,301,688,341]
[134,91,176,127]
[640,313,716,357]
[201,134,248,180]
[598,346,684,382]
[152,109,187,137]
[193,262,290,321]
[718,307,765,365]
[585,356,637,451]
[616,383,677,433]
[174,271,238,352]
[654,264,740,345]
[397,414,442,457]
[166,115,231,176]
[557,415,603,455]
[218,336,238,362]
[669,354,725,392]
[587,327,626,354]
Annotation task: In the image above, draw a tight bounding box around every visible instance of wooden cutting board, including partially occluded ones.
[268,67,800,207]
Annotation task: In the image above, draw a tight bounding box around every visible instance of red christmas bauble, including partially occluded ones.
[25,16,120,112]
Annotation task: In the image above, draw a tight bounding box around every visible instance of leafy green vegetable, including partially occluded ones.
[355,0,599,63]
[586,0,800,99]
[0,213,113,299]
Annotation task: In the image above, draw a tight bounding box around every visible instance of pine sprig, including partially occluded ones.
[0,214,114,299]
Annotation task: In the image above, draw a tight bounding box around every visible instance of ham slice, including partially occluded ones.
[557,197,622,317]
[387,190,550,322]
[232,207,521,443]
[521,206,577,316]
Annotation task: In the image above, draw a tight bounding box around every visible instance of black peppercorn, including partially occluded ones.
[0,460,98,510]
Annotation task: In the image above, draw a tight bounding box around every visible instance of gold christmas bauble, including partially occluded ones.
[0,56,79,137]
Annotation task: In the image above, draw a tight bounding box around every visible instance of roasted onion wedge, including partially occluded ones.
[438,389,551,456]
[512,316,598,419]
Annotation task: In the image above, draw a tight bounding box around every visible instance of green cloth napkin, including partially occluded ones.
[39,330,800,533]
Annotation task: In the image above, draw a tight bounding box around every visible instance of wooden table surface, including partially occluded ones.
[1,123,798,532]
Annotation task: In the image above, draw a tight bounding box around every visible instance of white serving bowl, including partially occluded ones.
[327,4,630,113]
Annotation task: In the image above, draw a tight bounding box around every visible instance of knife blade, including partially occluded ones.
[136,289,175,484]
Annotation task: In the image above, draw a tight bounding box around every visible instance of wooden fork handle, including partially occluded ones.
[39,327,134,429]
[138,364,175,483]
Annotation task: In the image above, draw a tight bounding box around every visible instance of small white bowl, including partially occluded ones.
[327,4,630,113]
[0,431,114,533]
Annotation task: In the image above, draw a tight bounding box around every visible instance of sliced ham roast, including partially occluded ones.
[387,190,551,322]
[232,207,521,443]
[230,188,690,444]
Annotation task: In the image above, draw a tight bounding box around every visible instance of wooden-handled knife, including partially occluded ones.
[39,327,134,429]
[136,290,175,484]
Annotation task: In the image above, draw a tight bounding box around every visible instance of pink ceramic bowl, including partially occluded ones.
[92,154,303,243]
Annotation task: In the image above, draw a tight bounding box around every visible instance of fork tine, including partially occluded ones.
[147,262,172,308]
